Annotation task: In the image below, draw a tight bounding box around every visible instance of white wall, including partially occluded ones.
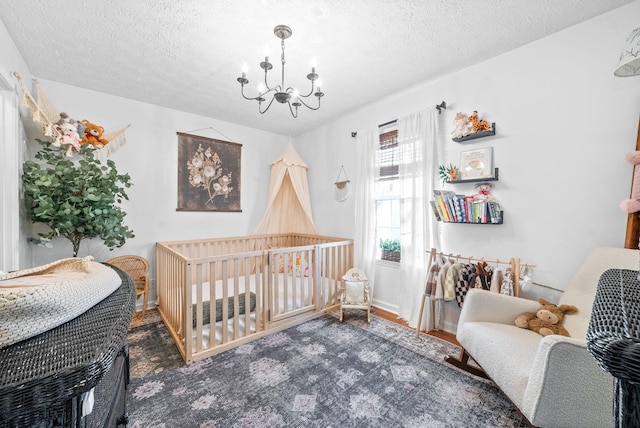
[296,2,640,330]
[26,79,288,264]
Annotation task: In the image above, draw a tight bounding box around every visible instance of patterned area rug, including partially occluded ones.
[126,311,528,427]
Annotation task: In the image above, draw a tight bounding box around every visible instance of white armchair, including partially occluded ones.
[449,247,638,427]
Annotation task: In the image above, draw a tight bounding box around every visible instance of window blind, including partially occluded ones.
[378,129,398,180]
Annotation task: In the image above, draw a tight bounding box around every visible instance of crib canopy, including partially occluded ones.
[252,142,319,235]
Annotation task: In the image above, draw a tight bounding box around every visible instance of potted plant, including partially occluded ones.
[438,163,459,184]
[22,139,135,257]
[380,239,401,262]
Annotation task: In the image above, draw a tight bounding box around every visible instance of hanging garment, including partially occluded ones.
[424,258,442,296]
[520,275,533,293]
[444,262,465,301]
[435,259,452,300]
[490,267,504,293]
[500,267,515,296]
[455,263,478,308]
[474,261,494,290]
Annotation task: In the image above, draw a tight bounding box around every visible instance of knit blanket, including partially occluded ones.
[0,257,121,348]
[192,292,257,327]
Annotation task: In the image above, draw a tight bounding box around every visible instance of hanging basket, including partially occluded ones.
[334,166,350,202]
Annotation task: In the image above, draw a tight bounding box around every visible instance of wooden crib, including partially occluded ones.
[156,233,353,363]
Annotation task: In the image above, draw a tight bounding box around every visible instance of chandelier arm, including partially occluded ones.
[259,96,277,114]
[284,86,313,99]
[292,80,316,98]
[296,96,321,111]
[297,88,316,98]
[240,85,262,101]
[287,102,298,118]
[262,69,277,92]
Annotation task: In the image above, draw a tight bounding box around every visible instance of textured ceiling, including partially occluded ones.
[0,0,633,136]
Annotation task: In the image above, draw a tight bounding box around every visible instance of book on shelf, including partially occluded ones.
[432,190,451,222]
[429,200,442,221]
[431,190,503,224]
[455,194,466,223]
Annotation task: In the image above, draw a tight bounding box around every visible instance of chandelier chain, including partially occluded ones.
[281,38,286,89]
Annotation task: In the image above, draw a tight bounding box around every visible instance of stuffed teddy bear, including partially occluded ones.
[473,182,494,201]
[451,112,473,138]
[80,120,109,148]
[620,151,640,213]
[515,297,578,337]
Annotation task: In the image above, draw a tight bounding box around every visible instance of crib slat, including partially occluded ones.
[195,263,203,354]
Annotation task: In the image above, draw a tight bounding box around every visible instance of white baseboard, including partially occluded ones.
[371,298,398,315]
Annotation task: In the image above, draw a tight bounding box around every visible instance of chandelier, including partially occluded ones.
[237,25,324,118]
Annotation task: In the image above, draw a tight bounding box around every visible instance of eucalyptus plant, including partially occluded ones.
[379,239,401,252]
[22,139,134,257]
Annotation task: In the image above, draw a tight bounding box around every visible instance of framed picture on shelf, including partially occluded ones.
[460,147,493,180]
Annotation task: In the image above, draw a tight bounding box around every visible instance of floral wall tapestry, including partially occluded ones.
[177,132,242,212]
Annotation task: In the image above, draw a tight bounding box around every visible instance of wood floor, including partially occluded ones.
[372,306,460,346]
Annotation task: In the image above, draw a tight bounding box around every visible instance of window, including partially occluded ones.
[376,122,400,261]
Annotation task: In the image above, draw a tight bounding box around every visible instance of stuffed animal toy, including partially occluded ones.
[80,120,109,148]
[467,110,493,133]
[55,112,85,134]
[515,297,578,337]
[473,182,493,201]
[53,120,82,157]
[451,112,473,138]
[620,151,640,213]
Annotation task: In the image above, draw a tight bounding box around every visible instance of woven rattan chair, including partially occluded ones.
[107,255,149,324]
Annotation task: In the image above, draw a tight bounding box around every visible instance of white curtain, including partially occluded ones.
[397,108,440,329]
[354,128,378,294]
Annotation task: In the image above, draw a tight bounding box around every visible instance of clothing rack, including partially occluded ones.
[416,248,536,337]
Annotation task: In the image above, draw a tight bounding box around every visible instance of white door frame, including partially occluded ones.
[0,72,21,272]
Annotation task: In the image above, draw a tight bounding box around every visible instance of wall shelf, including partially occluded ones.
[439,212,504,225]
[452,123,496,143]
[447,168,499,184]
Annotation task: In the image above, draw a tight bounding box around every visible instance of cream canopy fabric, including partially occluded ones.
[252,142,319,235]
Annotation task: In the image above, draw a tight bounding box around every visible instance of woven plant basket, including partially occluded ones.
[382,250,401,262]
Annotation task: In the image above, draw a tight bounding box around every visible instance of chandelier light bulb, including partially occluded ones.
[237,25,324,118]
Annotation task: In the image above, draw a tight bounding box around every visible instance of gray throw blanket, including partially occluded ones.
[192,292,256,327]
